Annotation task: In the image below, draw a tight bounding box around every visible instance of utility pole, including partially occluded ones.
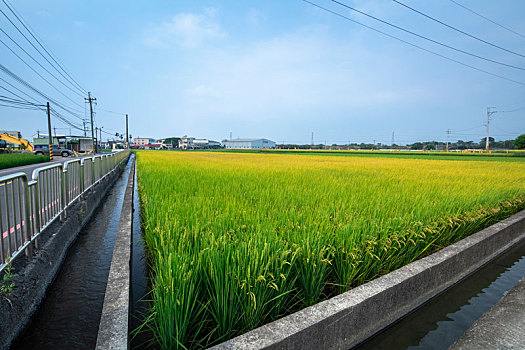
[311,132,314,146]
[126,114,129,149]
[99,127,103,150]
[95,127,98,153]
[37,130,40,138]
[446,129,451,152]
[486,107,497,153]
[391,131,395,146]
[85,92,96,154]
[83,120,87,137]
[46,102,53,161]
[230,132,232,141]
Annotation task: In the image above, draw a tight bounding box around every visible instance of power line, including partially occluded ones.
[392,0,525,59]
[0,33,85,108]
[492,125,522,136]
[301,0,525,86]
[0,0,87,94]
[500,106,525,113]
[0,93,83,130]
[0,76,40,102]
[0,94,41,106]
[101,128,121,136]
[49,106,85,131]
[2,0,86,93]
[0,28,84,98]
[0,62,83,116]
[0,63,85,120]
[449,125,484,133]
[0,94,44,110]
[96,107,127,116]
[448,0,525,41]
[0,85,33,103]
[329,0,525,71]
[0,102,42,110]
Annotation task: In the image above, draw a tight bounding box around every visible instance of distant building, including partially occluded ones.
[178,137,221,150]
[107,140,126,150]
[222,138,276,150]
[133,138,155,146]
[156,139,175,149]
[33,135,93,153]
[193,139,221,149]
[178,137,195,150]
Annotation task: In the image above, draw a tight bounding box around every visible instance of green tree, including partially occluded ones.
[515,134,525,149]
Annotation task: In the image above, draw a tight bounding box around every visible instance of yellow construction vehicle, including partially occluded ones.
[0,133,34,151]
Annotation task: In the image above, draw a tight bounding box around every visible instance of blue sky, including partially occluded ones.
[1,0,525,145]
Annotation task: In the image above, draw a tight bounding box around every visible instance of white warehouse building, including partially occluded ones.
[222,138,276,150]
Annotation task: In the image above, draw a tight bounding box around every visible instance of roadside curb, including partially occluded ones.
[95,157,135,350]
[211,209,525,350]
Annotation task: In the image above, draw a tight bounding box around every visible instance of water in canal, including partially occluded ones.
[356,238,525,350]
[12,156,133,349]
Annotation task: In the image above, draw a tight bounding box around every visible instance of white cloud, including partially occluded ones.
[174,28,430,122]
[144,9,224,48]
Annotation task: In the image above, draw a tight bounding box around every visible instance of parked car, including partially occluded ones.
[33,145,74,157]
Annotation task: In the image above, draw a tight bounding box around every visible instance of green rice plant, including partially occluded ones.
[135,151,525,349]
[0,153,49,170]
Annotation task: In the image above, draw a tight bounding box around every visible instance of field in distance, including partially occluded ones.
[0,152,49,170]
[135,150,525,349]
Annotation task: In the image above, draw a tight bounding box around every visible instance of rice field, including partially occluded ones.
[136,151,525,349]
[0,153,49,170]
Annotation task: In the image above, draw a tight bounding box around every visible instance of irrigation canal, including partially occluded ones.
[11,155,149,349]
[357,237,525,350]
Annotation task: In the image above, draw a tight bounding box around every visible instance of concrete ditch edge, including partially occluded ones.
[211,209,525,350]
[450,276,525,349]
[95,157,135,350]
[0,155,130,350]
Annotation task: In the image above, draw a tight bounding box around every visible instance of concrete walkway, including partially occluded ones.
[450,276,525,350]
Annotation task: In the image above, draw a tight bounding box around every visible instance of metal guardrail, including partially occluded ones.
[0,150,129,271]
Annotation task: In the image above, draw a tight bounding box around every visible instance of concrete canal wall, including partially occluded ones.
[95,158,135,350]
[0,155,129,350]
